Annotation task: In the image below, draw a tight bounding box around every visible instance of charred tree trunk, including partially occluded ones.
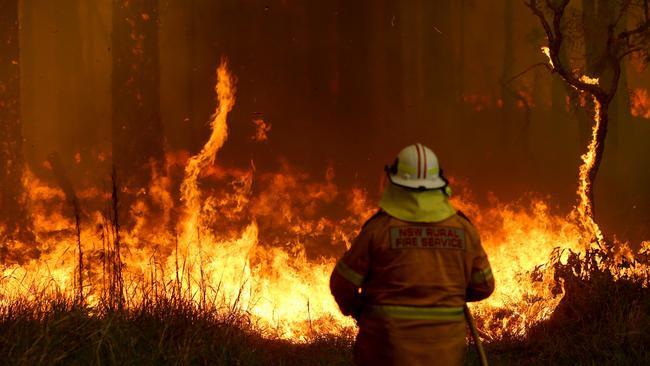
[0,0,33,244]
[581,0,608,148]
[111,0,165,225]
[587,97,610,217]
[550,13,572,131]
[580,0,626,166]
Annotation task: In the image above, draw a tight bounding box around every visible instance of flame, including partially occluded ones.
[541,46,554,68]
[630,88,650,119]
[456,197,583,339]
[540,43,604,247]
[579,75,599,86]
[573,73,603,246]
[574,93,605,246]
[252,119,271,142]
[1,58,647,343]
[179,59,235,247]
[2,154,647,341]
[573,74,604,246]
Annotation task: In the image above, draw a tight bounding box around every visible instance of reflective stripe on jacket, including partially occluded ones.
[368,304,465,321]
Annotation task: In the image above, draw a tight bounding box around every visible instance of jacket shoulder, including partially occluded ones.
[456,210,473,224]
[454,210,481,244]
[361,209,389,230]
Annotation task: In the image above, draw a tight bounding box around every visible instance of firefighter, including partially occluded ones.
[330,143,495,366]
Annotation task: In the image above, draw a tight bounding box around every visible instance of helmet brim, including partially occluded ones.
[389,175,447,190]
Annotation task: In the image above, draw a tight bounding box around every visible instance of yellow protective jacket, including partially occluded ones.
[330,210,494,366]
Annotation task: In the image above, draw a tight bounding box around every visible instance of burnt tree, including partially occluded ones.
[526,0,650,246]
[0,0,32,244]
[581,0,631,164]
[111,0,165,224]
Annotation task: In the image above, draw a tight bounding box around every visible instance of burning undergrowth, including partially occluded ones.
[0,61,648,348]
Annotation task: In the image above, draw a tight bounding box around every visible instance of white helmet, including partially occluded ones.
[385,143,448,190]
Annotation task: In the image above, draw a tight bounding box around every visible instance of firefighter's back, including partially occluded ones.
[353,212,490,366]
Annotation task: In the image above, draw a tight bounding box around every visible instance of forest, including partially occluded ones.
[0,0,649,365]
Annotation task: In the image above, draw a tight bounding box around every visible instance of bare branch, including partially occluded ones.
[617,9,650,45]
[617,46,645,61]
[526,0,555,43]
[614,0,634,28]
[505,62,553,84]
[529,0,604,97]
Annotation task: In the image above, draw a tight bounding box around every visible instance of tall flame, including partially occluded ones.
[573,76,604,245]
[575,93,605,246]
[541,47,604,246]
[180,59,236,244]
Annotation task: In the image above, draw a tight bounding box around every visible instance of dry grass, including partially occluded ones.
[0,245,647,365]
[478,248,650,366]
[0,296,354,366]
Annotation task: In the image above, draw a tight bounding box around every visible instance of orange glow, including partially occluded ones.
[574,93,605,246]
[179,59,236,252]
[541,43,605,247]
[252,119,271,142]
[541,46,553,68]
[8,160,646,341]
[630,88,650,119]
[1,59,647,343]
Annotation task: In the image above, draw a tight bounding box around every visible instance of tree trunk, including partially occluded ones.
[581,0,617,147]
[0,0,33,244]
[111,0,165,224]
[588,99,609,215]
[457,0,465,104]
[578,0,621,237]
[500,0,519,160]
[577,96,609,245]
[501,0,516,114]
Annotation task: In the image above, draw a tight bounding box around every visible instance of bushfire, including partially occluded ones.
[1,61,648,343]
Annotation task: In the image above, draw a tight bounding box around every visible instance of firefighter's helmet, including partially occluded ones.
[385,143,448,190]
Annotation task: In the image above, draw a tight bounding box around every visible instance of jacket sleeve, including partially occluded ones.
[466,230,495,302]
[330,224,372,319]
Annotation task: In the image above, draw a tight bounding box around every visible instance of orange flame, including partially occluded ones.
[541,46,554,68]
[1,58,647,343]
[541,45,605,246]
[179,59,236,246]
[572,76,605,246]
[252,119,271,142]
[630,88,650,119]
[574,93,605,246]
